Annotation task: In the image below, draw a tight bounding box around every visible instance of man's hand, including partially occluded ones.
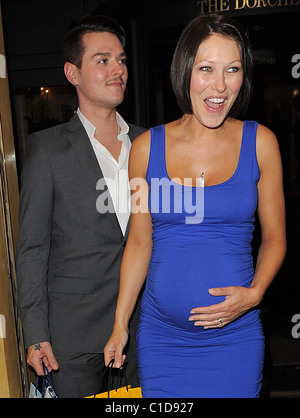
[27,341,59,375]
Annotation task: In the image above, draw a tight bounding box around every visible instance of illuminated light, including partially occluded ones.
[293,88,299,97]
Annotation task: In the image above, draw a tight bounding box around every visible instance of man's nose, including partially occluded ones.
[110,60,124,77]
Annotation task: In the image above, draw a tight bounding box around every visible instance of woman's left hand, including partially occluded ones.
[188,286,261,329]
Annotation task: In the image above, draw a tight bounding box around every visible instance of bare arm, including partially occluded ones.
[248,124,287,299]
[104,131,153,367]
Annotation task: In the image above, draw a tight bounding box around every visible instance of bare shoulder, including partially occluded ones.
[227,118,244,141]
[131,129,151,153]
[165,118,183,139]
[129,129,152,178]
[256,123,278,148]
[228,118,244,131]
[256,124,282,174]
[256,123,281,170]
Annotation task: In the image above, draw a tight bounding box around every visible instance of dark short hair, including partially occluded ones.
[63,14,126,68]
[170,13,253,118]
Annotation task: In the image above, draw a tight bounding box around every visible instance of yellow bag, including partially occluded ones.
[85,360,142,398]
[86,385,142,398]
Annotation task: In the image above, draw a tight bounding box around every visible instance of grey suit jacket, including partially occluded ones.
[16,114,146,353]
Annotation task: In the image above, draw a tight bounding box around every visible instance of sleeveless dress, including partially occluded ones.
[136,121,265,398]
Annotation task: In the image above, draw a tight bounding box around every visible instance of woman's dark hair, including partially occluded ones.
[63,14,126,68]
[170,13,253,118]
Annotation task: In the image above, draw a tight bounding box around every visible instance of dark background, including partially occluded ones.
[2,0,300,397]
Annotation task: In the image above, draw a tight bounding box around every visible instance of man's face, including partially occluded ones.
[68,31,128,111]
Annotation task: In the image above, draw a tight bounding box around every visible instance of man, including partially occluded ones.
[16,14,145,398]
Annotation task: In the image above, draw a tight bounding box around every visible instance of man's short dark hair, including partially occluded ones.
[63,14,126,68]
[170,13,253,118]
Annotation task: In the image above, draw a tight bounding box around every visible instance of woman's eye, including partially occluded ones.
[200,66,211,72]
[227,66,240,73]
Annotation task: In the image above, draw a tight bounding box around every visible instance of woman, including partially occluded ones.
[104,13,286,398]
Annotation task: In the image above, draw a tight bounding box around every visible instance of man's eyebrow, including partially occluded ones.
[92,52,127,59]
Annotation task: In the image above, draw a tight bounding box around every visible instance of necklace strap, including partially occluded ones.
[181,116,225,187]
[105,124,120,149]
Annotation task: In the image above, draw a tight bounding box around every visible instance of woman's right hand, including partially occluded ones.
[104,328,129,368]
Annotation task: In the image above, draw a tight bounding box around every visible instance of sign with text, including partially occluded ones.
[197,0,300,14]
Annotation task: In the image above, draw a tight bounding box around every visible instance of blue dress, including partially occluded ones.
[136,121,265,398]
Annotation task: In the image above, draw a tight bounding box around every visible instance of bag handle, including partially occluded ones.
[35,362,58,398]
[98,359,130,398]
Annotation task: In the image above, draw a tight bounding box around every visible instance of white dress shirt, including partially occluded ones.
[77,108,131,235]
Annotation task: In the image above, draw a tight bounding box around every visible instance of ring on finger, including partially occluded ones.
[218,318,223,327]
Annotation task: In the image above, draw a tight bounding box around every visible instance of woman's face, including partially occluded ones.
[190,33,243,128]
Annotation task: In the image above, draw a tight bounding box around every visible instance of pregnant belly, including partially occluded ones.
[144,273,223,331]
[144,250,253,331]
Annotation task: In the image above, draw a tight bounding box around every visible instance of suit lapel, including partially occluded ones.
[65,115,102,188]
[65,114,122,235]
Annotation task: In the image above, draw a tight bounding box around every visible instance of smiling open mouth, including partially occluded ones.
[205,97,226,110]
[206,98,225,106]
